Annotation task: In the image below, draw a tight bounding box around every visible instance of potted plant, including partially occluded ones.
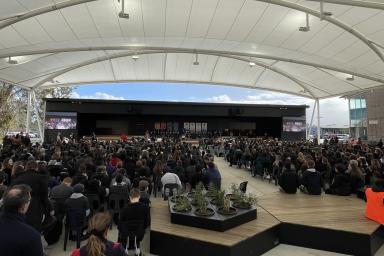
[205,183,218,198]
[233,193,257,209]
[210,190,225,207]
[172,195,192,212]
[170,190,187,203]
[194,195,215,217]
[188,182,203,198]
[191,183,205,206]
[225,183,241,202]
[217,198,237,216]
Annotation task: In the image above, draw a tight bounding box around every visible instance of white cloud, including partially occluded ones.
[206,94,233,103]
[70,92,125,100]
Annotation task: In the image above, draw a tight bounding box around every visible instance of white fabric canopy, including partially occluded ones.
[1,0,384,99]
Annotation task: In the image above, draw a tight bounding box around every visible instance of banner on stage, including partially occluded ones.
[202,123,207,132]
[195,122,201,133]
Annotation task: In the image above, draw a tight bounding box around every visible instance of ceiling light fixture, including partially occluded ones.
[249,57,255,67]
[118,0,129,19]
[132,55,139,61]
[346,75,354,81]
[299,13,310,32]
[7,57,18,64]
[193,53,199,65]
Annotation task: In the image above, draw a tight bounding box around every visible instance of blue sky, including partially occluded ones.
[72,82,349,127]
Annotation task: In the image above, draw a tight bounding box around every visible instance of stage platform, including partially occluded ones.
[150,192,384,256]
[150,200,280,256]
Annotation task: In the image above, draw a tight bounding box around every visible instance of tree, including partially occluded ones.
[0,83,75,137]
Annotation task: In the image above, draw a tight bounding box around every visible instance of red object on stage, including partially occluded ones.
[120,134,128,142]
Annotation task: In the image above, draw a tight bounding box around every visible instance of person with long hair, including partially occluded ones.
[71,212,126,256]
[348,160,365,193]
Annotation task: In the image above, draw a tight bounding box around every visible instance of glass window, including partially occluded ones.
[361,99,366,108]
[356,99,362,109]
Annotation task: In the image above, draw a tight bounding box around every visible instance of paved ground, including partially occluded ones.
[47,156,384,256]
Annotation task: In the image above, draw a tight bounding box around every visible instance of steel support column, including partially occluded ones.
[316,99,321,144]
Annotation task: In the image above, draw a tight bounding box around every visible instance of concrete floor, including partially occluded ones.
[46,156,384,256]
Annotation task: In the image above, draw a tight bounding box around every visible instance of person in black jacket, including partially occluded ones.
[118,189,149,251]
[11,160,51,231]
[0,184,44,256]
[326,164,351,196]
[278,162,299,194]
[300,160,322,195]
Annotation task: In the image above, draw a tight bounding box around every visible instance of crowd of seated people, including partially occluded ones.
[0,133,223,255]
[1,132,384,255]
[212,137,383,196]
[206,137,384,224]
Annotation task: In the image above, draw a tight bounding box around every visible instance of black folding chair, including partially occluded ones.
[118,220,145,255]
[63,208,86,251]
[108,193,129,229]
[85,193,101,215]
[239,181,248,194]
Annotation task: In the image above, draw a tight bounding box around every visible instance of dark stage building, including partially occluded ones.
[44,98,307,142]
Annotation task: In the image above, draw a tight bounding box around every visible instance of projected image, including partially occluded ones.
[283,117,305,132]
[45,112,77,130]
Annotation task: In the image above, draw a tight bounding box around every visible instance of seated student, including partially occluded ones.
[300,160,322,195]
[65,184,90,217]
[161,170,182,193]
[326,164,351,196]
[138,180,150,206]
[0,172,7,200]
[110,174,130,196]
[119,189,149,253]
[71,212,126,256]
[203,161,222,190]
[85,178,107,204]
[365,174,384,224]
[50,177,73,201]
[278,162,299,194]
[0,184,44,256]
[348,160,365,194]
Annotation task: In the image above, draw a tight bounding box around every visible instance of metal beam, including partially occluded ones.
[31,90,43,142]
[0,0,97,30]
[37,79,314,99]
[306,0,384,10]
[255,0,384,63]
[308,99,317,139]
[3,46,384,84]
[30,50,321,98]
[26,91,32,133]
[0,78,31,90]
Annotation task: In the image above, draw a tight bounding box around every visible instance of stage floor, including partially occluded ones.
[151,185,383,256]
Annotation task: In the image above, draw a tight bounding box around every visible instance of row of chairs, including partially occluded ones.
[56,191,129,251]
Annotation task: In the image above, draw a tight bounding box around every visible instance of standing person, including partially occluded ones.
[71,212,126,256]
[12,160,51,231]
[300,160,322,195]
[0,184,44,256]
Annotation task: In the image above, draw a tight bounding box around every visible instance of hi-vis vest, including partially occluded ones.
[365,188,384,225]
